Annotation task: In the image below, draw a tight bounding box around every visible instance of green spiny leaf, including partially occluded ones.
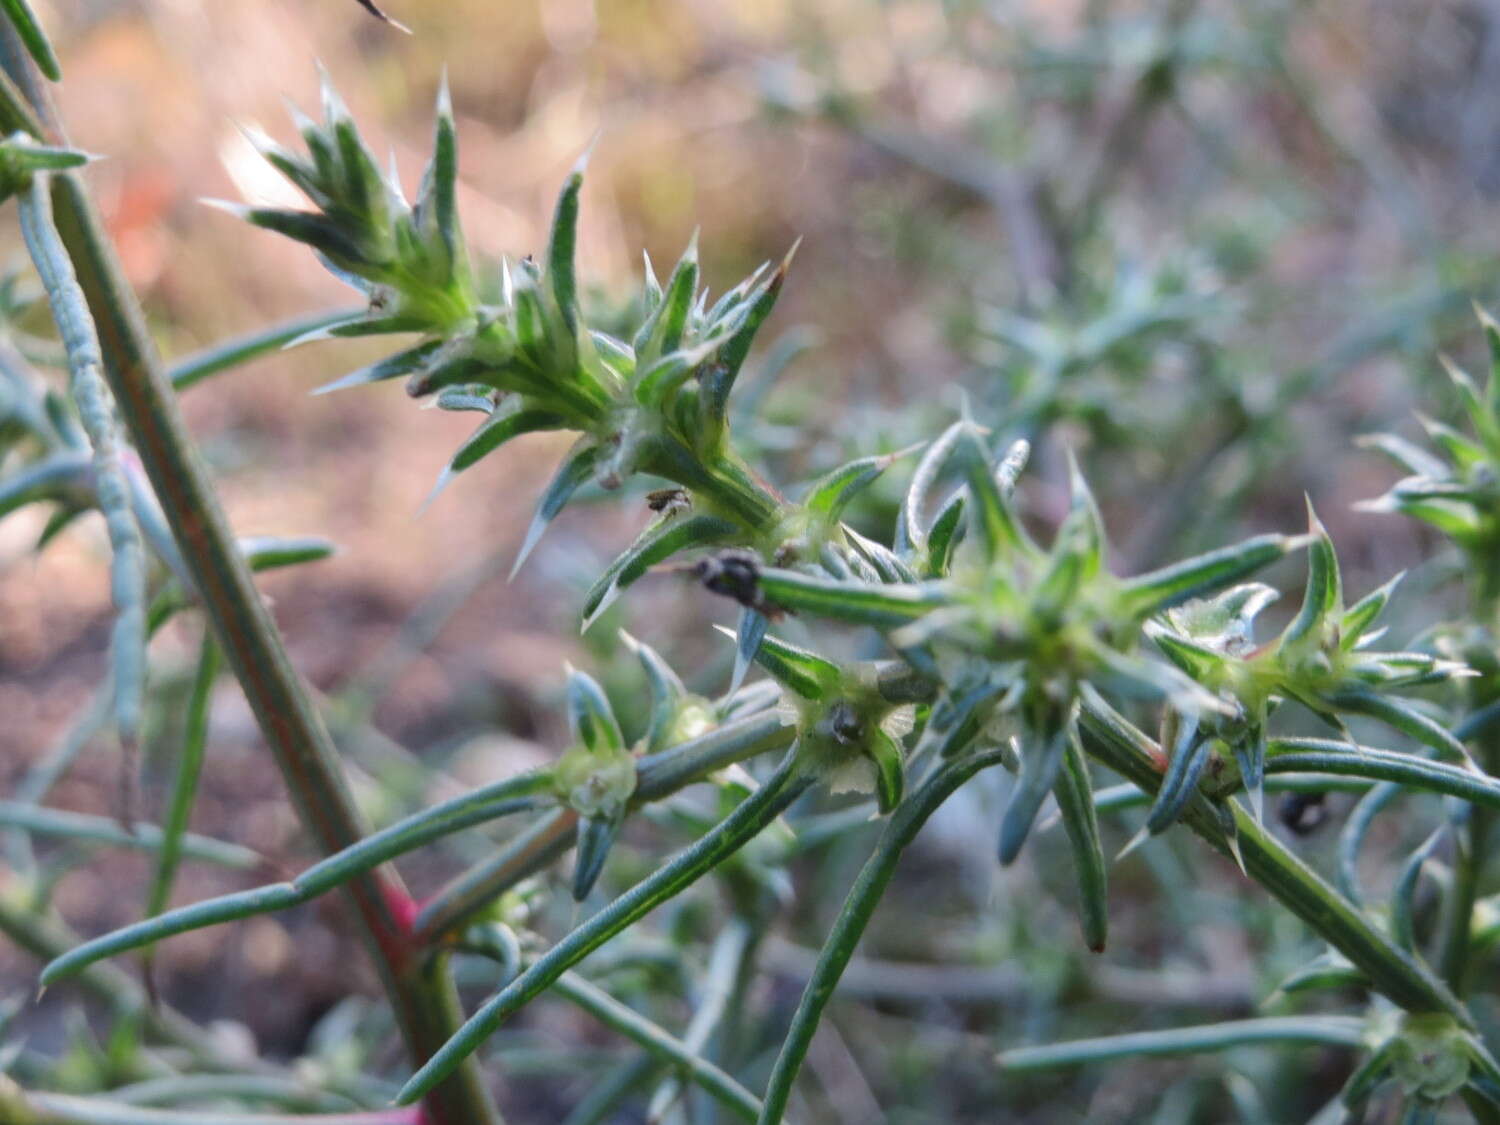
[567,665,625,754]
[1054,728,1108,951]
[511,440,602,578]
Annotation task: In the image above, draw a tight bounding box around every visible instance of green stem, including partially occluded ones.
[31,155,500,1125]
[17,176,146,750]
[144,634,221,925]
[997,1016,1367,1071]
[413,712,797,944]
[756,745,1008,1124]
[551,970,763,1121]
[1078,689,1473,1028]
[0,801,256,869]
[0,1081,419,1125]
[397,749,813,1105]
[1438,673,1500,993]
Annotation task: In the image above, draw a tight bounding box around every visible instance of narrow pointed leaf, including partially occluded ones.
[999,726,1069,865]
[1280,505,1340,648]
[582,513,739,629]
[573,815,622,901]
[548,164,585,333]
[567,667,625,753]
[998,1017,1366,1071]
[731,607,768,695]
[1325,689,1474,767]
[1054,729,1108,951]
[754,569,949,628]
[717,626,837,701]
[1146,725,1212,835]
[1391,829,1444,952]
[1120,534,1303,616]
[313,340,442,395]
[804,444,922,523]
[511,441,602,578]
[0,0,60,81]
[443,403,569,479]
[866,728,904,815]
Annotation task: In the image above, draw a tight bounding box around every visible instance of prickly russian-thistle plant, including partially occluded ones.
[8,6,1500,1124]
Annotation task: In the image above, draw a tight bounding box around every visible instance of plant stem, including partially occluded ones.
[397,749,813,1105]
[1078,690,1473,1028]
[551,970,763,1121]
[413,712,797,944]
[10,128,501,1125]
[0,1080,420,1125]
[755,745,1009,1124]
[17,176,146,754]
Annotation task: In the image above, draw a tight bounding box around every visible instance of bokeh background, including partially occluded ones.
[7,1,1500,1120]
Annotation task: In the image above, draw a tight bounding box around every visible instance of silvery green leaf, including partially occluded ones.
[718,627,838,701]
[546,156,586,335]
[634,232,698,360]
[999,724,1069,865]
[1341,572,1403,651]
[1146,721,1211,835]
[566,665,624,754]
[313,340,442,395]
[0,0,61,81]
[432,403,568,496]
[511,440,602,578]
[1120,533,1304,617]
[621,631,687,752]
[582,513,739,630]
[866,727,904,814]
[897,419,965,557]
[572,815,621,902]
[1054,728,1108,951]
[803,444,922,523]
[757,569,950,629]
[731,607,769,695]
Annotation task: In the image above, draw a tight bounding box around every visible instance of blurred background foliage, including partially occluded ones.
[9,0,1500,1120]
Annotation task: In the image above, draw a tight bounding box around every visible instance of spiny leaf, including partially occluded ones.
[955,424,1032,565]
[1342,572,1403,651]
[1280,502,1340,649]
[547,156,587,334]
[1391,830,1444,952]
[582,513,739,630]
[867,728,904,815]
[573,815,622,902]
[999,725,1069,865]
[1325,689,1474,768]
[312,340,443,395]
[699,241,796,445]
[1054,728,1108,951]
[1120,533,1304,617]
[622,630,687,752]
[0,0,60,81]
[1145,722,1212,835]
[731,607,769,695]
[898,420,965,556]
[756,569,950,629]
[437,403,568,489]
[716,626,838,701]
[567,665,625,753]
[1234,732,1267,824]
[804,444,923,523]
[511,440,602,578]
[635,232,699,359]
